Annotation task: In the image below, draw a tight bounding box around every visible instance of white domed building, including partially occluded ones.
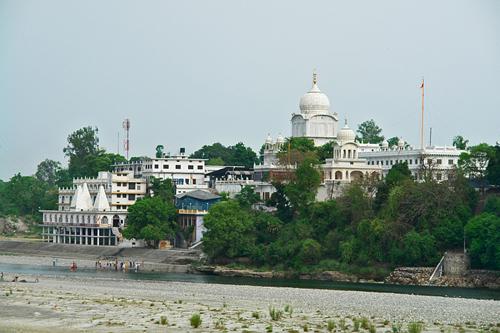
[291,72,339,146]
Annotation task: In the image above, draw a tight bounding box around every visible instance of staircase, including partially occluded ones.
[111,227,122,242]
[429,255,445,282]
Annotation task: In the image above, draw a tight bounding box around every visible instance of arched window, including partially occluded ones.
[112,215,120,228]
[335,171,343,180]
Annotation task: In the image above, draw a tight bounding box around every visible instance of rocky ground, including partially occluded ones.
[0,270,499,333]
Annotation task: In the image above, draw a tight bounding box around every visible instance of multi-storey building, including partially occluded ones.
[57,171,146,212]
[113,149,209,194]
[358,140,464,181]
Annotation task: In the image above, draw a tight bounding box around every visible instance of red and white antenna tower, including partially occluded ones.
[122,118,130,160]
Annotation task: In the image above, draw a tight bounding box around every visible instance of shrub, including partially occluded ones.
[408,322,423,333]
[361,317,370,330]
[269,306,283,321]
[160,316,168,325]
[190,313,202,328]
[252,311,260,319]
[369,323,376,333]
[327,319,336,332]
[353,318,360,331]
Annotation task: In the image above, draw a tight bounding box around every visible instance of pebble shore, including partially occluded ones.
[0,266,499,332]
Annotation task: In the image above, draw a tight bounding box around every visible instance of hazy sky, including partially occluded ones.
[1,0,499,180]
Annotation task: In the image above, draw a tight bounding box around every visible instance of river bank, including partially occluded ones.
[0,271,499,333]
[0,239,200,272]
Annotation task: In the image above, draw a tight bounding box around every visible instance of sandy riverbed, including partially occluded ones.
[0,267,499,333]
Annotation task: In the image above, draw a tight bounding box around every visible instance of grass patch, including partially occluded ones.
[252,311,260,319]
[408,322,423,333]
[269,306,283,321]
[327,319,336,332]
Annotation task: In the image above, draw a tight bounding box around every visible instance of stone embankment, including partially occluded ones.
[0,240,201,273]
[195,265,359,282]
[385,267,500,289]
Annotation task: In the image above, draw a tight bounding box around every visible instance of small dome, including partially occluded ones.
[398,138,405,148]
[381,139,389,148]
[265,134,273,144]
[276,134,285,144]
[337,120,356,142]
[299,72,330,113]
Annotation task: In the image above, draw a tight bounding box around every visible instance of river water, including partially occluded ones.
[0,262,498,300]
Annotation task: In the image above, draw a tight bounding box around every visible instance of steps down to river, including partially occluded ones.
[0,240,202,266]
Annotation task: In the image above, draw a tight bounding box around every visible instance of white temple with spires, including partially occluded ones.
[40,171,146,246]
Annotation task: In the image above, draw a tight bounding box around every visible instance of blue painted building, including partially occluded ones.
[175,190,221,246]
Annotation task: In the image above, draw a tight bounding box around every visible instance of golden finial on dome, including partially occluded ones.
[312,69,317,85]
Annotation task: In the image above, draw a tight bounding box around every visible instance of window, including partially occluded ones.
[154,164,159,169]
[390,160,393,165]
[427,159,432,165]
[436,159,442,165]
[188,165,194,170]
[128,194,135,200]
[163,164,169,169]
[197,165,203,170]
[128,183,136,190]
[185,179,189,184]
[436,173,442,181]
[448,159,454,165]
[415,159,419,164]
[409,159,412,165]
[175,165,181,170]
[192,179,196,185]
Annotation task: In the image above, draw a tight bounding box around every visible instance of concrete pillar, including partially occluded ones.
[97,229,100,246]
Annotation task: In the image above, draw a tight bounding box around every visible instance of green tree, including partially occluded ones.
[190,142,258,168]
[298,239,322,265]
[122,196,177,247]
[486,144,500,186]
[155,145,165,158]
[1,174,57,216]
[284,158,321,215]
[356,119,384,144]
[459,143,494,190]
[316,141,335,163]
[235,186,260,207]
[399,230,439,266]
[452,135,469,150]
[35,159,62,187]
[387,136,399,147]
[202,200,256,259]
[385,162,412,187]
[227,142,259,168]
[207,157,225,166]
[465,213,500,269]
[150,178,175,203]
[63,126,102,178]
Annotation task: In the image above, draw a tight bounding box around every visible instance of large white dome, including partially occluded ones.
[337,121,356,142]
[299,81,330,113]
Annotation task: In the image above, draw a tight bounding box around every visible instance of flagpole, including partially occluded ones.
[420,77,425,150]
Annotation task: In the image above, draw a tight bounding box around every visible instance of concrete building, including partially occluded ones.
[175,190,221,246]
[58,171,146,212]
[358,140,464,181]
[112,149,209,194]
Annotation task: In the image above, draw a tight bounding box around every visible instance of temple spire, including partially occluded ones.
[312,69,317,85]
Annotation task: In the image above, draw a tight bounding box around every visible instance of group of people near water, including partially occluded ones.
[95,259,142,272]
